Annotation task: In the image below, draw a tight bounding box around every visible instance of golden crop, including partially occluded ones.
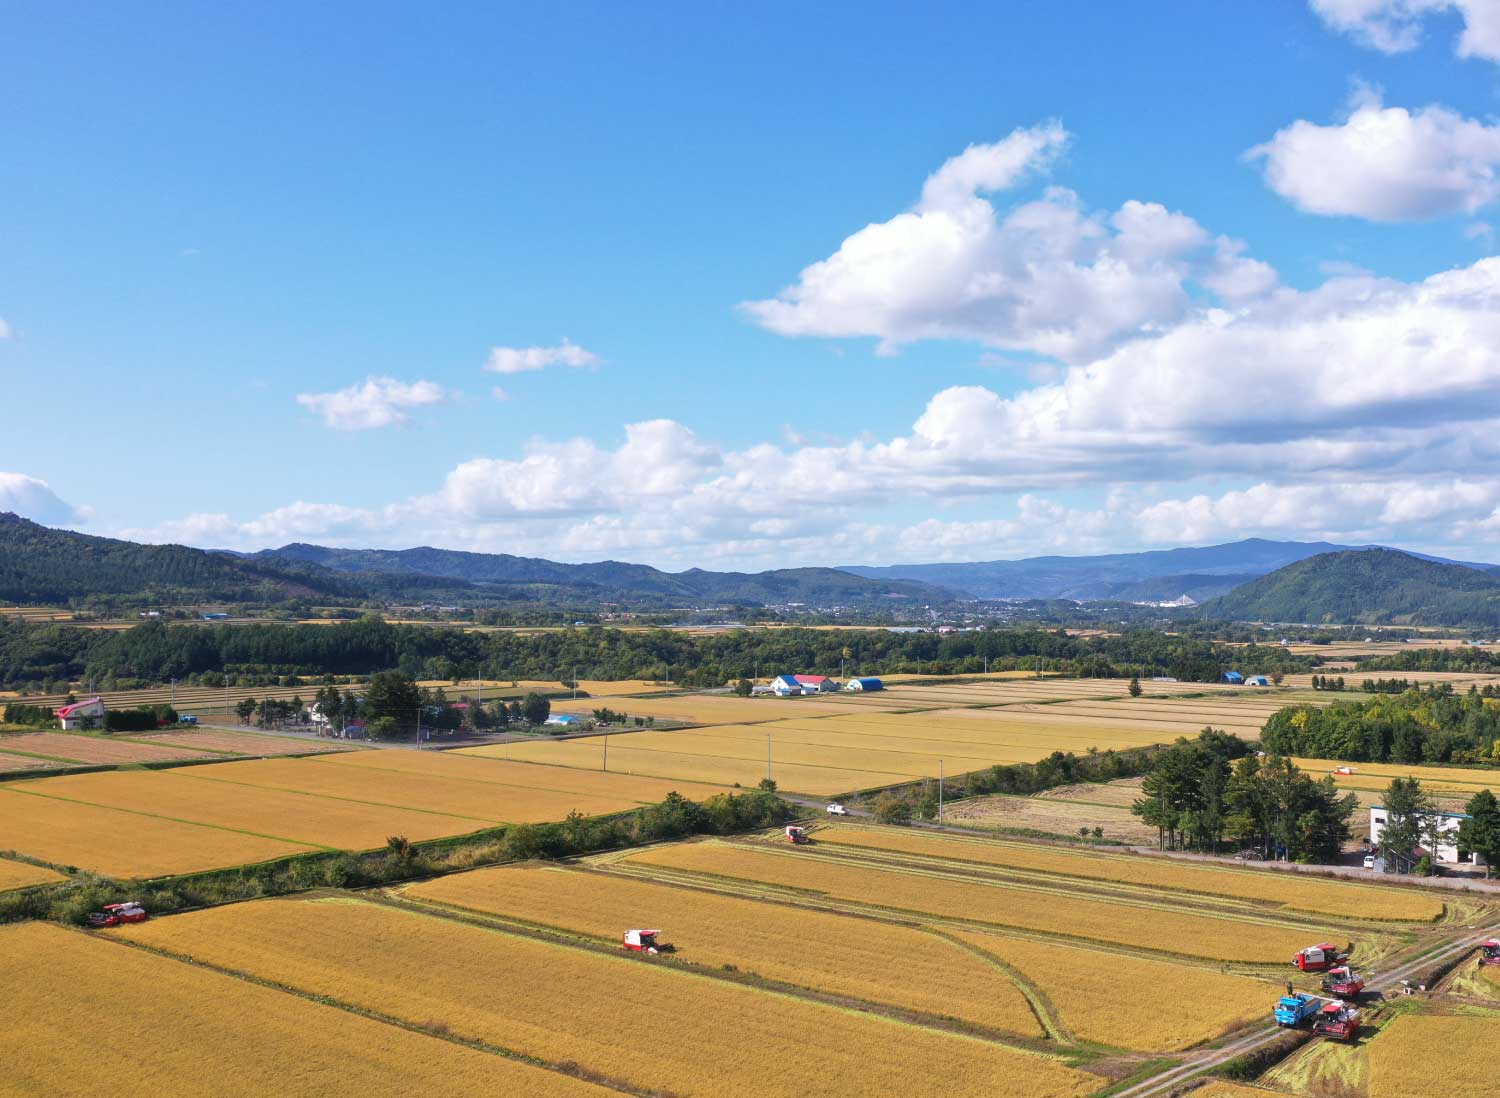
[946,930,1272,1052]
[1368,1014,1500,1097]
[1189,1084,1285,1098]
[120,896,1099,1098]
[407,864,1045,1037]
[17,769,482,849]
[0,785,315,878]
[0,921,610,1098]
[816,827,1444,921]
[0,857,64,892]
[182,756,645,824]
[627,841,1323,962]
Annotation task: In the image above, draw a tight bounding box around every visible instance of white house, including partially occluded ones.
[54,697,105,730]
[1370,805,1474,865]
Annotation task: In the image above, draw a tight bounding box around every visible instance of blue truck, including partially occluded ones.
[1274,993,1321,1028]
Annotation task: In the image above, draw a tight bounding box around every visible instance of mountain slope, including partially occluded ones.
[0,513,351,605]
[253,545,952,608]
[840,538,1498,600]
[1195,549,1500,626]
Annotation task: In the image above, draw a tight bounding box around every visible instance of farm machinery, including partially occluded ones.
[785,825,810,844]
[622,929,667,954]
[1319,966,1366,999]
[1480,939,1500,966]
[1274,993,1321,1028]
[86,902,147,928]
[1311,1001,1361,1042]
[1293,943,1350,972]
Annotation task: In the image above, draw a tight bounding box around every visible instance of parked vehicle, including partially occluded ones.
[1274,993,1321,1028]
[826,803,848,816]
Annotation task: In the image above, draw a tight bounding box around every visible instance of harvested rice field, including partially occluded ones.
[0,857,65,891]
[124,729,362,755]
[943,793,1157,844]
[813,827,1445,921]
[118,896,1099,1098]
[622,840,1328,961]
[405,863,1047,1035]
[1294,758,1500,799]
[0,921,611,1098]
[0,731,215,765]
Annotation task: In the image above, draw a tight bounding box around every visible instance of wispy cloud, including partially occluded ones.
[295,377,447,431]
[484,338,601,375]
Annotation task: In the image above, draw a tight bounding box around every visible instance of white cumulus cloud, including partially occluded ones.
[295,377,447,431]
[0,473,83,525]
[484,338,601,375]
[741,126,1276,363]
[1311,0,1500,62]
[1249,92,1500,221]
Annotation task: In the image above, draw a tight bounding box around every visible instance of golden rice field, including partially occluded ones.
[814,827,1445,921]
[0,784,317,877]
[946,929,1273,1052]
[405,864,1046,1036]
[1295,758,1500,798]
[0,857,65,892]
[1187,1084,1282,1098]
[548,692,905,724]
[1,921,610,1098]
[119,897,1099,1098]
[623,841,1328,961]
[1367,1014,1500,1097]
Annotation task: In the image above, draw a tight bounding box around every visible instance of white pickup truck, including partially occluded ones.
[826,803,848,816]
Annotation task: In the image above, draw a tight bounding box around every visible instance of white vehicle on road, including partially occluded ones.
[826,803,848,816]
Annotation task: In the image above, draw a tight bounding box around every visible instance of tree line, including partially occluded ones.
[1261,684,1500,766]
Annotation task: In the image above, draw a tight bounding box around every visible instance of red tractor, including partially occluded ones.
[86,902,147,928]
[1320,966,1365,999]
[1293,943,1349,972]
[1480,939,1500,967]
[1311,1001,1361,1041]
[785,825,810,844]
[622,929,663,954]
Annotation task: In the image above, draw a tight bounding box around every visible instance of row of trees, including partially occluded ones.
[0,616,1318,692]
[1262,685,1500,766]
[1310,675,1347,691]
[1132,730,1360,862]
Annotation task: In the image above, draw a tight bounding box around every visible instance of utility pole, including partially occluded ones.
[170,678,176,708]
[939,759,945,821]
[767,734,772,783]
[603,733,609,773]
[574,667,579,700]
[415,705,422,751]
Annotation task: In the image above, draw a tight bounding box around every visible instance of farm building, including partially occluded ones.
[770,674,833,696]
[1246,675,1270,687]
[1370,805,1475,865]
[845,677,884,692]
[543,714,582,727]
[53,697,104,730]
[1222,671,1244,684]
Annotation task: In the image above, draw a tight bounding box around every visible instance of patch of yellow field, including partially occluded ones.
[0,857,65,891]
[815,827,1444,921]
[406,864,1044,1036]
[119,897,1099,1098]
[625,841,1328,962]
[11,769,486,850]
[948,929,1273,1051]
[1294,758,1500,797]
[177,756,651,823]
[1,922,610,1097]
[0,785,316,878]
[548,694,872,723]
[1188,1084,1286,1098]
[1368,1014,1500,1097]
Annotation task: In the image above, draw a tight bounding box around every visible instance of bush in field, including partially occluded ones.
[872,794,913,825]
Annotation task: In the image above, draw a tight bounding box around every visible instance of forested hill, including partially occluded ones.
[253,544,951,608]
[0,513,352,605]
[1195,549,1500,627]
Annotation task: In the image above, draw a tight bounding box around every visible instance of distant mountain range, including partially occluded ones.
[250,543,947,609]
[1194,548,1500,627]
[840,538,1498,602]
[0,514,950,611]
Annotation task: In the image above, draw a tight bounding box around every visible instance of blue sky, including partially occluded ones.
[5,1,1500,568]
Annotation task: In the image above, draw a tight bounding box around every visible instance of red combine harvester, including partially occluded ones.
[622,929,663,954]
[1311,1001,1361,1041]
[86,902,147,928]
[1293,943,1349,972]
[1481,939,1500,966]
[1320,966,1366,999]
[785,825,810,844]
